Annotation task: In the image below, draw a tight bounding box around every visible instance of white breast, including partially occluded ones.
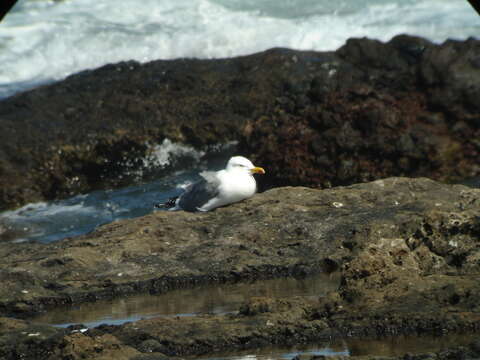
[197,169,257,211]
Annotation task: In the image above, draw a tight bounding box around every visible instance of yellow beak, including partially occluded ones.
[250,166,265,174]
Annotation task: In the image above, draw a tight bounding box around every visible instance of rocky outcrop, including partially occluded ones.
[0,177,478,316]
[0,178,479,358]
[1,36,479,210]
[243,36,480,190]
[0,317,140,360]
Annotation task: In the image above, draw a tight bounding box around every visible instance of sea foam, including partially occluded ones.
[145,139,206,169]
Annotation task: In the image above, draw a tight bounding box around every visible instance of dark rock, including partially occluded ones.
[1,36,480,210]
[244,36,480,191]
[137,339,164,353]
[292,355,331,360]
[420,38,480,119]
[132,354,172,360]
[239,297,276,315]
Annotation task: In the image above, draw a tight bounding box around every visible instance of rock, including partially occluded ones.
[292,356,332,360]
[1,36,480,210]
[243,36,480,191]
[238,296,303,317]
[0,222,6,241]
[0,317,140,360]
[0,178,479,357]
[0,178,477,315]
[0,221,29,243]
[238,296,276,315]
[131,354,174,360]
[137,339,164,353]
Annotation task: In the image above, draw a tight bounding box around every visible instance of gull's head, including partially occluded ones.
[226,156,265,175]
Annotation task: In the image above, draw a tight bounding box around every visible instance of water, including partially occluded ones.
[31,273,341,328]
[0,177,179,243]
[203,342,350,360]
[28,271,476,359]
[0,139,237,243]
[201,333,478,360]
[1,0,478,98]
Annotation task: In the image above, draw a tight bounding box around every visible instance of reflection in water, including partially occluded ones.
[200,333,478,360]
[203,342,349,360]
[30,271,477,359]
[347,333,478,357]
[32,273,341,328]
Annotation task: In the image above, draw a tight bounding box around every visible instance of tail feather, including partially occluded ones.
[154,196,179,209]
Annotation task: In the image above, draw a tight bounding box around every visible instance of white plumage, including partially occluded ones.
[168,156,265,212]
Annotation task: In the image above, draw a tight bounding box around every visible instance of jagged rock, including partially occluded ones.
[1,36,479,210]
[243,36,480,190]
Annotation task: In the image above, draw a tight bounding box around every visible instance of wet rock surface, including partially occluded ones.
[0,178,479,358]
[0,317,141,360]
[1,36,480,210]
[291,340,480,360]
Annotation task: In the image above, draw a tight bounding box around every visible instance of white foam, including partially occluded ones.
[144,139,205,169]
[118,139,206,180]
[0,196,97,242]
[0,0,477,98]
[1,200,93,220]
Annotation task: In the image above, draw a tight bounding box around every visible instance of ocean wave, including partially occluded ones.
[0,0,477,98]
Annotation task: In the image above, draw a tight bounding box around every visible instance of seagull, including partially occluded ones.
[159,156,265,212]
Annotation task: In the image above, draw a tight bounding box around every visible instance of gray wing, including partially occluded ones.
[178,171,220,212]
